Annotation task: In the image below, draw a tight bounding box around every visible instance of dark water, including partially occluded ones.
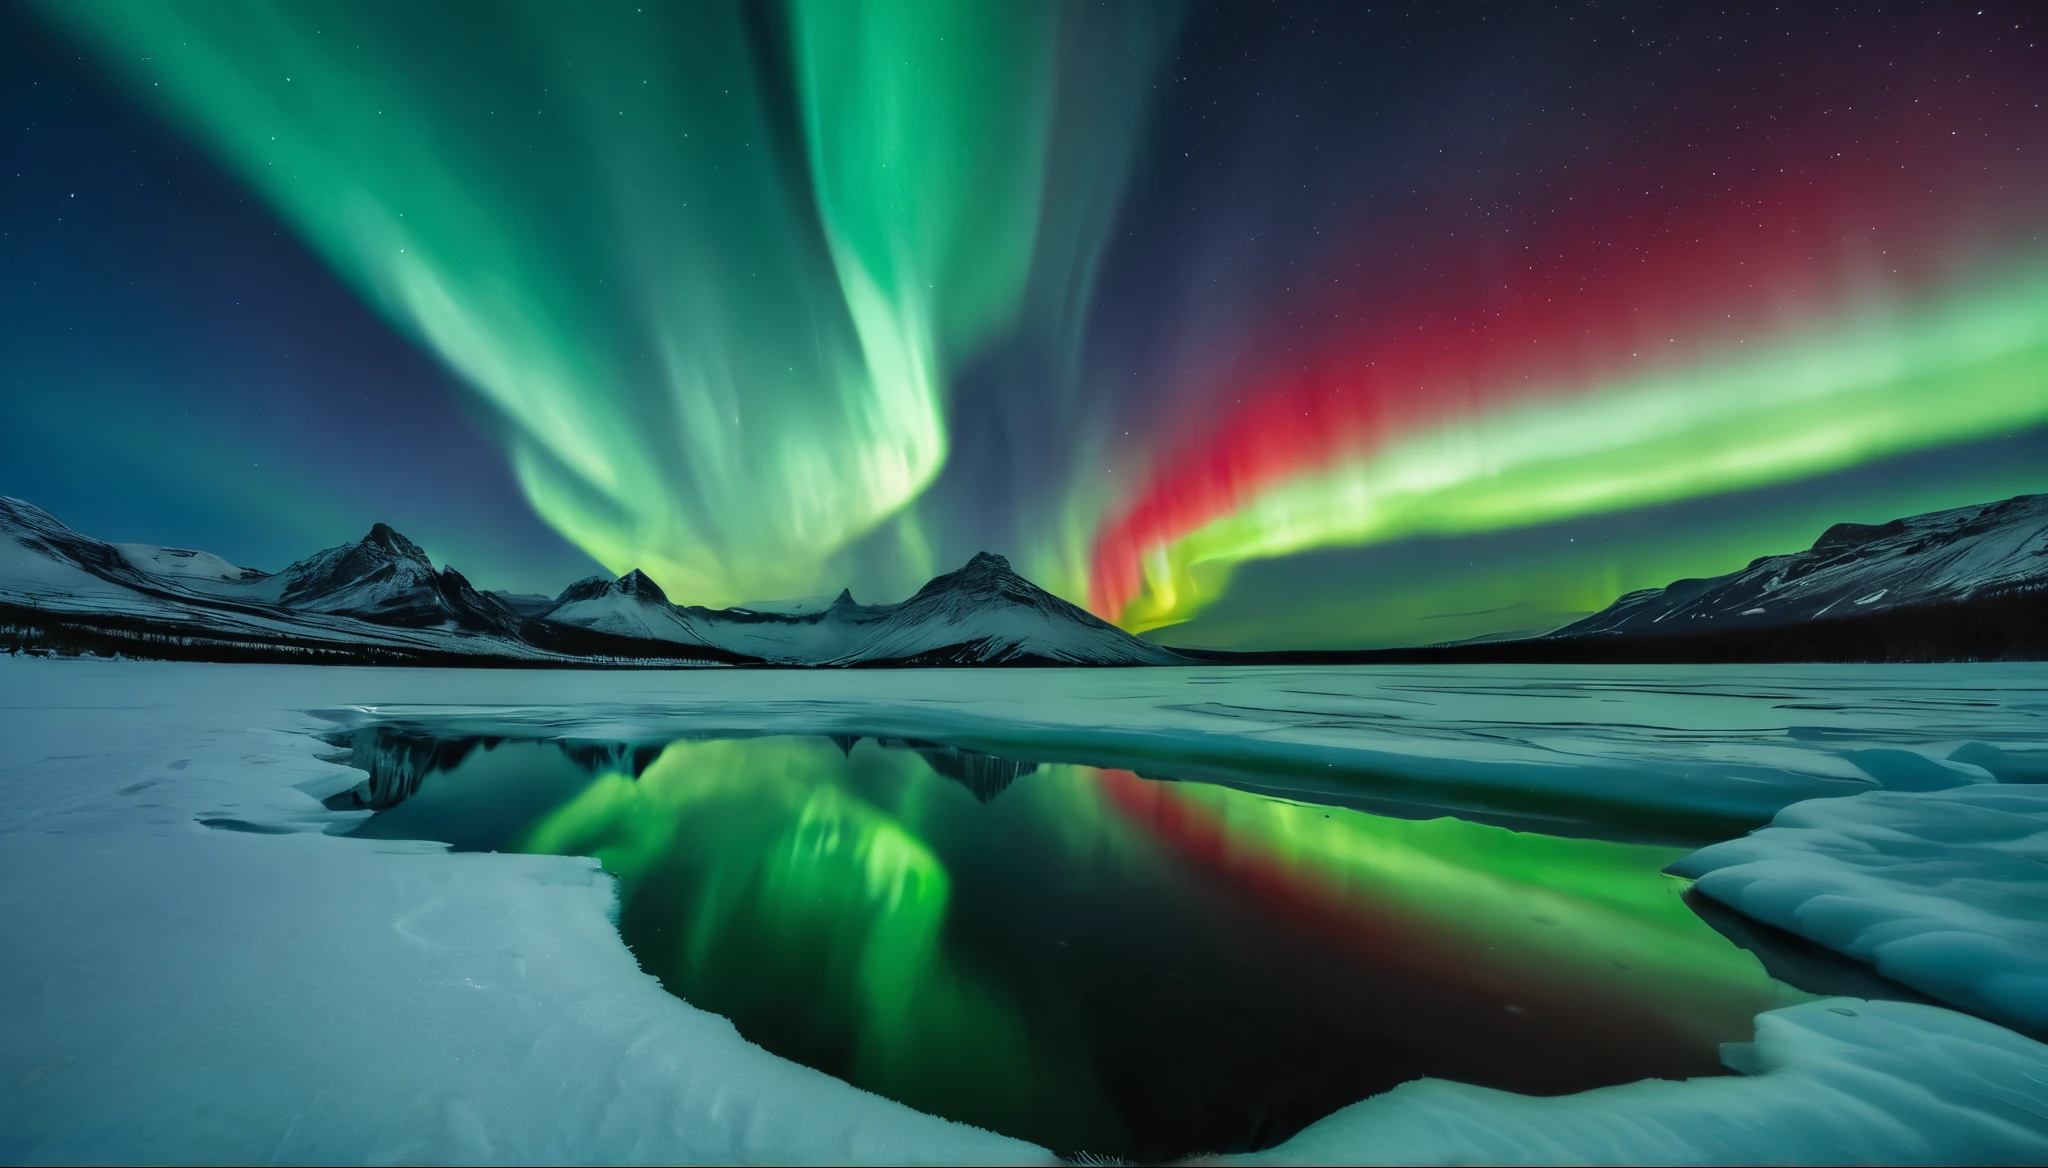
[325,728,1797,1162]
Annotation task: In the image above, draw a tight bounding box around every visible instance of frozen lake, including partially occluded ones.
[335,729,1795,1159]
[2,659,2044,1163]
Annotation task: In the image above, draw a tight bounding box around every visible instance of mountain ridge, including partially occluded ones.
[1552,493,2048,641]
[7,491,2044,665]
[0,496,1184,667]
[1167,493,2048,664]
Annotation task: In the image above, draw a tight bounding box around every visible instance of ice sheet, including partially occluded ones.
[1670,784,2048,1035]
[303,660,2048,833]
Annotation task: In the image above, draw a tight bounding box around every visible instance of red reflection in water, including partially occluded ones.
[1096,769,1757,1092]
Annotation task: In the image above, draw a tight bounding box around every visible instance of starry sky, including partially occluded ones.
[5,1,2046,648]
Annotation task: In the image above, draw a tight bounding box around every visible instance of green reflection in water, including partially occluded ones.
[497,735,1797,1157]
[514,737,1118,1147]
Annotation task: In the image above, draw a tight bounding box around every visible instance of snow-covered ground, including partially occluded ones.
[1,658,2044,1164]
[0,660,1044,1166]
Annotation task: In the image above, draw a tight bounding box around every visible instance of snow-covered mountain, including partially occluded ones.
[271,523,525,635]
[687,589,896,664]
[112,543,272,591]
[490,590,557,618]
[12,488,2043,666]
[826,552,1186,666]
[0,498,570,664]
[1,496,1188,667]
[540,570,719,647]
[532,572,890,663]
[1555,493,2048,644]
[1,495,280,615]
[529,554,1181,666]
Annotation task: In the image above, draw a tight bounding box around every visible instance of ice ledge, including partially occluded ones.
[1669,783,2048,1035]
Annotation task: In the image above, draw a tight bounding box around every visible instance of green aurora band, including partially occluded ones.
[43,0,1171,605]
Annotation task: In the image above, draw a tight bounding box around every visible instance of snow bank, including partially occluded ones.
[1670,784,2048,1035]
[1225,998,2048,1166]
[0,660,1046,1165]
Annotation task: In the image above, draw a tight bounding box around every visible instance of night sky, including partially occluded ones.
[5,1,2046,649]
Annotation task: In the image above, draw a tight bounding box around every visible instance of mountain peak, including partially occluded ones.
[851,549,1186,665]
[549,570,670,608]
[267,520,525,634]
[616,569,669,603]
[363,523,431,565]
[905,551,1033,605]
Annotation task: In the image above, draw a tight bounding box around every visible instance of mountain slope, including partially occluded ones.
[112,543,275,598]
[834,553,1187,666]
[539,570,719,648]
[1556,494,2048,643]
[536,571,906,664]
[0,499,562,664]
[688,590,895,664]
[274,523,523,635]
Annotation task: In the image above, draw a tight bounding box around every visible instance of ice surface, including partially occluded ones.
[1228,998,2048,1166]
[2,658,2043,1164]
[308,661,2047,834]
[1670,784,2048,1034]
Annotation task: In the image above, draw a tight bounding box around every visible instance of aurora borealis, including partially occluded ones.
[6,1,2046,647]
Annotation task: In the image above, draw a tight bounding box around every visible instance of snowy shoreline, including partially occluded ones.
[2,658,2045,1164]
[1671,784,2048,1038]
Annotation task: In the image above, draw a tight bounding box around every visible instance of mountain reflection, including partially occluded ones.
[341,730,1801,1160]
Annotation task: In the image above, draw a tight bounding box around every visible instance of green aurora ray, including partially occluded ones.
[42,0,1174,605]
